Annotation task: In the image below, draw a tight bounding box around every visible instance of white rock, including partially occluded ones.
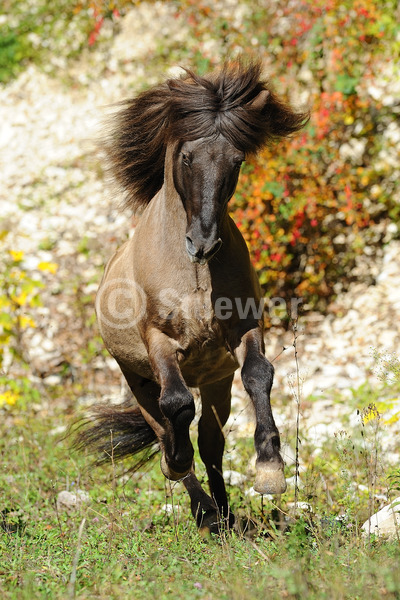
[57,490,90,512]
[285,475,303,488]
[245,487,273,499]
[339,138,367,163]
[162,503,180,514]
[111,3,189,63]
[368,85,383,101]
[361,497,400,539]
[50,424,67,436]
[43,374,62,386]
[223,470,247,486]
[287,501,313,513]
[307,421,344,445]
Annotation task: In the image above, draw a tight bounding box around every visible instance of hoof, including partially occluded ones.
[197,510,224,536]
[254,462,286,495]
[160,454,191,481]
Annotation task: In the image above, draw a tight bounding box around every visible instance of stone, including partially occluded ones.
[361,497,400,539]
[57,490,90,512]
[223,470,247,486]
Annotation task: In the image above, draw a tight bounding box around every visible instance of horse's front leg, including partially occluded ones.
[145,328,195,480]
[235,327,286,495]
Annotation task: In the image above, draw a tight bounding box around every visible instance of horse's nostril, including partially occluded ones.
[186,236,206,259]
[185,236,197,256]
[186,236,222,264]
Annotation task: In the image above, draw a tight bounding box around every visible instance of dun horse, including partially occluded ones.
[78,60,308,533]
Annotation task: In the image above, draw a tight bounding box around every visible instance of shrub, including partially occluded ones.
[0,235,58,408]
[229,0,400,309]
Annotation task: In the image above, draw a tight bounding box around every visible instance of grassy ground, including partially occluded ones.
[1,400,400,600]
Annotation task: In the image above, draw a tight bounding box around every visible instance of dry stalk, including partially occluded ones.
[292,317,302,511]
[67,517,86,600]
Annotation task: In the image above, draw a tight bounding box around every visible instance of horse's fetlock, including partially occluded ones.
[255,425,280,446]
[254,425,282,464]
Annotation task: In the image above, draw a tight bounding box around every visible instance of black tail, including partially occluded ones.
[71,402,159,467]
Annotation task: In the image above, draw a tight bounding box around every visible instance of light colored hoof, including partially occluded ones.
[254,462,287,495]
[160,454,190,481]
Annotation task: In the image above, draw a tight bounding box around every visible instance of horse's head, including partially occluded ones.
[105,60,309,262]
[173,137,244,265]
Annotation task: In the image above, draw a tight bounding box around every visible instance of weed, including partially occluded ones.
[0,238,57,408]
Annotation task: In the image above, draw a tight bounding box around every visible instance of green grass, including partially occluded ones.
[1,403,400,600]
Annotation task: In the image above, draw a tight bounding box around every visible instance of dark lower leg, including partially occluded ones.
[159,378,195,477]
[182,472,221,533]
[242,354,282,464]
[198,376,234,526]
[139,329,197,479]
[121,367,194,480]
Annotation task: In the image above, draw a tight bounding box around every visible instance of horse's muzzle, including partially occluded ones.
[185,236,222,265]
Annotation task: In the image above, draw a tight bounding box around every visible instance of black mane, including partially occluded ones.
[104,60,308,212]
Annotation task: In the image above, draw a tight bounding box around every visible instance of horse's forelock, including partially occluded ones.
[167,61,267,146]
[167,60,308,153]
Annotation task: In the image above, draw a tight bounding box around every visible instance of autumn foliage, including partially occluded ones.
[227,0,400,309]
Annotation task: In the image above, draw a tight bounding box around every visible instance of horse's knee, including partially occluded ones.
[241,354,274,395]
[159,387,195,423]
[159,387,195,475]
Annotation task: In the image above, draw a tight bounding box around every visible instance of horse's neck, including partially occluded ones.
[135,144,192,272]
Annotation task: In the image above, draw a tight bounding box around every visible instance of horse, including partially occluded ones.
[76,60,308,533]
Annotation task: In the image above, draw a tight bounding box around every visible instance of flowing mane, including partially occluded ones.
[104,60,308,212]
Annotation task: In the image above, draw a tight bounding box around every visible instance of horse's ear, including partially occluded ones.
[247,89,270,111]
[167,79,178,92]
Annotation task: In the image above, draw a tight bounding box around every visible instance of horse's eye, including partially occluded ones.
[182,153,191,166]
[233,155,244,167]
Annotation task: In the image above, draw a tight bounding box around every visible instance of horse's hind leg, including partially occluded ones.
[236,327,286,495]
[198,375,234,528]
[182,472,222,534]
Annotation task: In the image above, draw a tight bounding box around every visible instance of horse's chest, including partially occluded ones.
[164,288,217,344]
[177,293,237,385]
